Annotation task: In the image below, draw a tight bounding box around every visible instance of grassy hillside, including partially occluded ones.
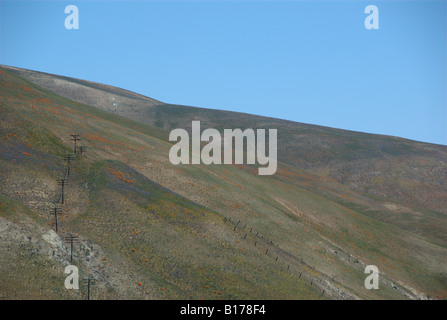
[4,65,446,217]
[1,66,446,299]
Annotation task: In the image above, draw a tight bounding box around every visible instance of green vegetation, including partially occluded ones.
[1,65,446,300]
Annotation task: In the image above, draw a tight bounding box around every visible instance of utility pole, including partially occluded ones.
[63,153,75,177]
[49,206,62,233]
[70,135,81,154]
[64,235,79,263]
[58,178,67,205]
[83,277,97,300]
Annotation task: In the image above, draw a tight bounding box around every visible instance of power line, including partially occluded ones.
[64,235,79,263]
[57,178,68,205]
[82,277,97,300]
[49,206,62,233]
[63,153,75,177]
[70,134,81,154]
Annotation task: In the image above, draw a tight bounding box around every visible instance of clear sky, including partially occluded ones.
[1,0,446,145]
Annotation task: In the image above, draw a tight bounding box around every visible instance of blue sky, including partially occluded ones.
[1,0,446,145]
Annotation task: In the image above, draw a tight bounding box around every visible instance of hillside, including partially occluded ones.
[0,65,446,300]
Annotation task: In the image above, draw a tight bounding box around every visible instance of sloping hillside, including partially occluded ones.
[1,65,446,299]
[6,65,446,217]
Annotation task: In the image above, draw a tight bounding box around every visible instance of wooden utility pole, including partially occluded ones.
[70,135,81,154]
[49,206,62,233]
[83,277,97,300]
[58,178,67,205]
[63,154,75,177]
[65,235,79,263]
